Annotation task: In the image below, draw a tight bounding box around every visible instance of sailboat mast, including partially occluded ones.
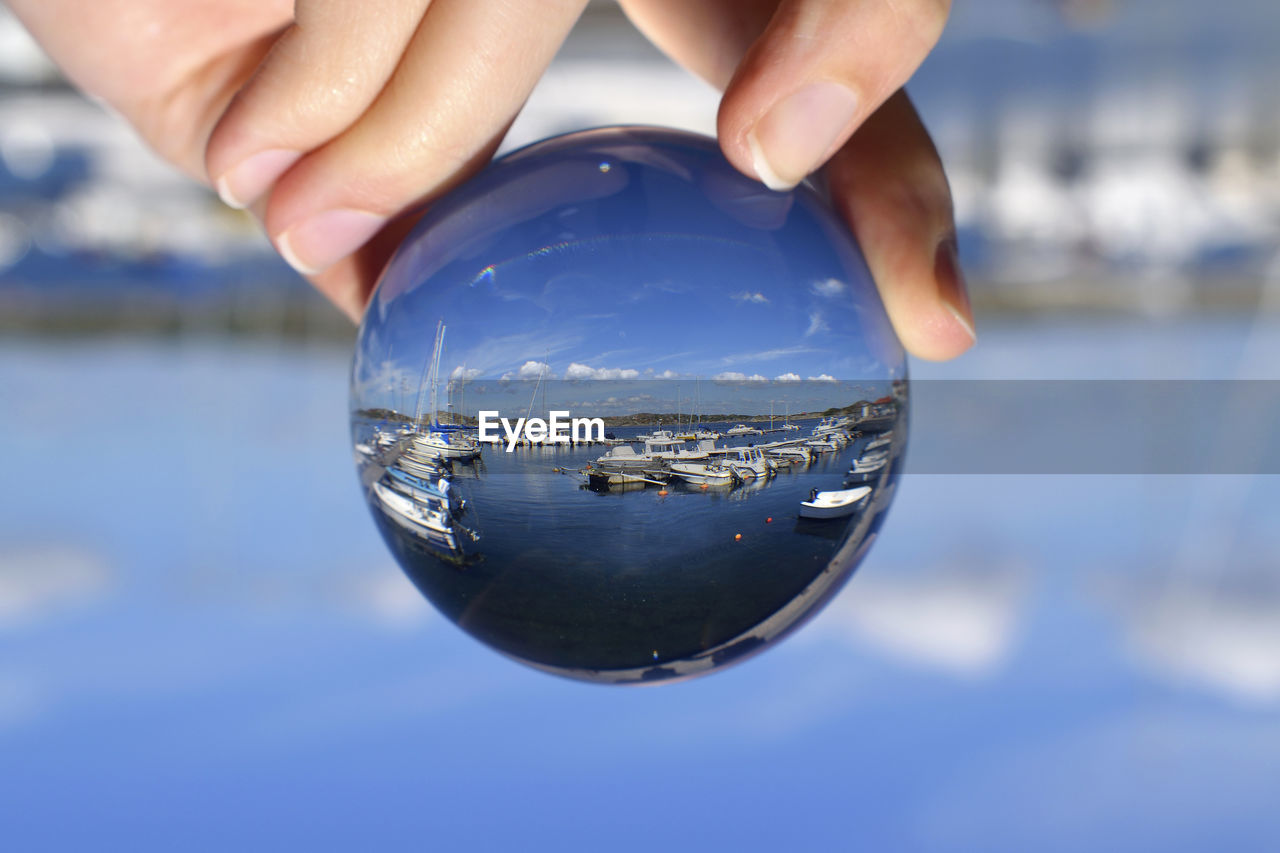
[428,319,445,428]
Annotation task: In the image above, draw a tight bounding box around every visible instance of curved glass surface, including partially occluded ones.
[351,126,908,683]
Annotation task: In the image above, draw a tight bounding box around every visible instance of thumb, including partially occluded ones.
[717,0,951,190]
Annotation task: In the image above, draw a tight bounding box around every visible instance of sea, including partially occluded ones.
[353,415,893,677]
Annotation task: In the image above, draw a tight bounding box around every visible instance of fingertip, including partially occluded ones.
[934,234,976,341]
[273,208,387,276]
[895,238,977,362]
[745,80,860,191]
[899,307,977,362]
[214,148,300,209]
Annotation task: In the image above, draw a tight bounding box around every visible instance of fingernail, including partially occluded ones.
[275,209,385,276]
[748,81,859,191]
[215,149,299,209]
[935,236,976,342]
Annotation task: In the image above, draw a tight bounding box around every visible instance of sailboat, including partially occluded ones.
[412,320,481,461]
[371,481,462,551]
[781,401,801,431]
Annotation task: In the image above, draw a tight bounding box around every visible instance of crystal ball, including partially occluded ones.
[351,126,907,684]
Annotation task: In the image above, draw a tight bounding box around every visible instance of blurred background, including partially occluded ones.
[2,1,1278,849]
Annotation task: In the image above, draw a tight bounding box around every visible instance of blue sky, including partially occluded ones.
[354,130,903,418]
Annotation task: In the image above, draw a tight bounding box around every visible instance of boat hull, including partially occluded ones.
[799,486,871,519]
[669,463,734,486]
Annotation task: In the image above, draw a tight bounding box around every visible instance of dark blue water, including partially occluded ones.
[354,418,902,677]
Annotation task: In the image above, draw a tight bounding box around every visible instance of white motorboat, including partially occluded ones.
[799,486,872,519]
[592,445,649,473]
[587,467,659,488]
[813,416,852,436]
[844,450,890,484]
[635,428,678,442]
[725,424,763,437]
[864,432,893,452]
[588,437,716,489]
[669,460,736,487]
[720,446,772,480]
[848,449,889,474]
[394,454,451,481]
[372,481,460,551]
[804,437,840,453]
[382,467,460,511]
[764,443,813,464]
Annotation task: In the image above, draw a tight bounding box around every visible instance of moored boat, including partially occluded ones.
[799,486,871,519]
[669,460,736,487]
[372,481,461,551]
[718,446,772,480]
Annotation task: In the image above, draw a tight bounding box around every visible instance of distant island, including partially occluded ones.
[354,398,895,428]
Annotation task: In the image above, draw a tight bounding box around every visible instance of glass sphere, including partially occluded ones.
[351,126,907,684]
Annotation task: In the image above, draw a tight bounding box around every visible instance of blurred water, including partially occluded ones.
[2,317,1278,849]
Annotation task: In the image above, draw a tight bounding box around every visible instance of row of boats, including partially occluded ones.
[584,415,862,490]
[797,433,895,519]
[356,412,898,560]
[362,425,484,557]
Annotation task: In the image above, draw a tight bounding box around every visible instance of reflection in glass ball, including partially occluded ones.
[351,127,907,684]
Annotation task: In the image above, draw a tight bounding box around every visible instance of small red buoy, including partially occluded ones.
[766,517,773,523]
[734,533,742,541]
[658,489,668,496]
[700,483,709,490]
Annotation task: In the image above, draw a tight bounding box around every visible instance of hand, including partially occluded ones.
[622,0,970,361]
[8,0,590,320]
[9,0,969,361]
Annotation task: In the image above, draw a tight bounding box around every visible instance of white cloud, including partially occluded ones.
[713,371,767,382]
[808,374,837,382]
[775,372,802,382]
[0,546,110,630]
[812,278,846,298]
[501,360,549,381]
[815,570,1023,676]
[721,345,817,365]
[654,369,682,380]
[805,310,829,337]
[1126,583,1280,704]
[565,362,641,380]
[732,291,769,304]
[341,570,432,632]
[448,365,483,381]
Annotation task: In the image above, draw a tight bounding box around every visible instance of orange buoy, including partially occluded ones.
[766,517,773,523]
[658,489,669,496]
[700,483,709,490]
[734,533,742,541]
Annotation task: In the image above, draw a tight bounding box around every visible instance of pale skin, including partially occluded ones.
[8,0,972,361]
